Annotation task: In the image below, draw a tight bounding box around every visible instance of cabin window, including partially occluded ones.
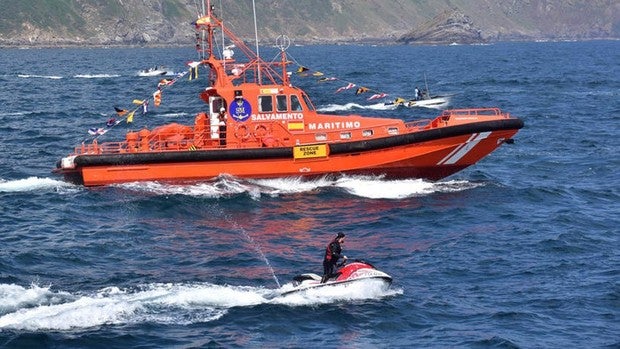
[315,133,327,141]
[211,97,225,114]
[276,95,288,112]
[362,130,374,137]
[259,95,273,112]
[388,127,399,135]
[302,94,315,111]
[291,95,302,111]
[340,132,352,139]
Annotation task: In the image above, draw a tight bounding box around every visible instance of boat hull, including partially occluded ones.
[280,275,392,296]
[407,96,450,108]
[280,261,393,296]
[55,119,522,186]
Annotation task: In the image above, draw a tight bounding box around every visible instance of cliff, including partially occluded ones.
[397,10,486,45]
[0,0,618,47]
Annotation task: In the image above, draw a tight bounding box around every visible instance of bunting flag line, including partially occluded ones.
[85,63,196,140]
[289,62,412,104]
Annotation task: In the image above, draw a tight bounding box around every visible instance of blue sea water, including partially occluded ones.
[0,40,618,348]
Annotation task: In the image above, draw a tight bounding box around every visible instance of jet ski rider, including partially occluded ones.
[321,232,347,283]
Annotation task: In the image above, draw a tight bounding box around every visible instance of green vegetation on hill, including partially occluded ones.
[0,0,84,33]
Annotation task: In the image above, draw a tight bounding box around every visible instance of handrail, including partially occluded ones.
[440,107,503,117]
[70,107,513,156]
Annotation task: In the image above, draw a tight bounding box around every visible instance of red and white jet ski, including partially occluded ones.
[280,260,392,296]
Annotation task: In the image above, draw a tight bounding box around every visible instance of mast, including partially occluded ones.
[252,0,262,84]
[277,35,291,86]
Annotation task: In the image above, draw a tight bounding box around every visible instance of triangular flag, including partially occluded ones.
[189,66,199,80]
[393,97,406,105]
[158,79,173,89]
[88,128,107,136]
[368,93,388,100]
[126,111,135,123]
[335,83,356,93]
[355,87,369,95]
[153,90,162,107]
[114,107,128,116]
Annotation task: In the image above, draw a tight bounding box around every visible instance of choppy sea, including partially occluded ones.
[0,40,618,348]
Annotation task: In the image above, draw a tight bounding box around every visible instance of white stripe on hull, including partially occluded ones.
[437,131,491,165]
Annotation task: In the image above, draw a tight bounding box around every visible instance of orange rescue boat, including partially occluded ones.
[54,5,523,187]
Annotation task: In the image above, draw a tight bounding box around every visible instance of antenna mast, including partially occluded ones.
[252,0,262,84]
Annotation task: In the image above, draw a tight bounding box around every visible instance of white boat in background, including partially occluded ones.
[137,66,169,77]
[405,93,453,108]
[385,92,453,109]
[385,74,454,109]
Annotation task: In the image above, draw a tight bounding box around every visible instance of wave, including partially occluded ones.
[0,177,76,193]
[0,175,481,198]
[73,74,121,79]
[0,281,400,331]
[317,102,395,112]
[17,74,63,80]
[0,112,27,117]
[114,175,482,199]
[158,112,190,118]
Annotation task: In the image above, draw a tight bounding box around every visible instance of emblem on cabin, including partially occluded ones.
[230,98,252,122]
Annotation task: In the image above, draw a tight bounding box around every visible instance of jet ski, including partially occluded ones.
[280,260,392,296]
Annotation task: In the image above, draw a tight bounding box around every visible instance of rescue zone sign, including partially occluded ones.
[293,144,328,159]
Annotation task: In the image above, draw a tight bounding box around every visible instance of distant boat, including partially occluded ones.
[385,92,453,109]
[387,75,453,108]
[406,93,452,107]
[137,66,169,77]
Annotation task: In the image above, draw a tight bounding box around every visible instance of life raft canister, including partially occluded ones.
[126,132,139,152]
[234,124,250,141]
